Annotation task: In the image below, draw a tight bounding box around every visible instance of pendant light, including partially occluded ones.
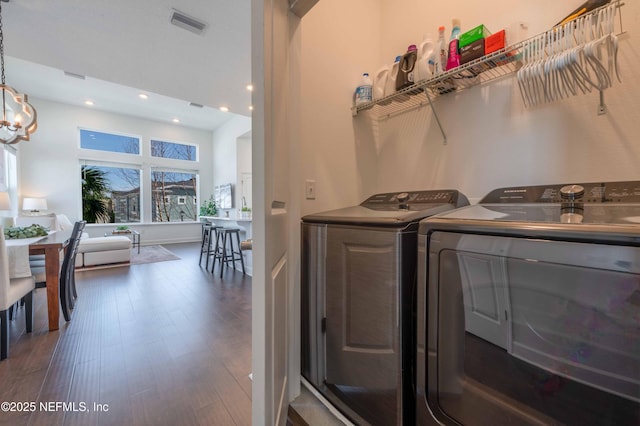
[0,1,37,145]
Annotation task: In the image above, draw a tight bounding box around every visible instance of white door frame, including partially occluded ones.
[251,0,304,424]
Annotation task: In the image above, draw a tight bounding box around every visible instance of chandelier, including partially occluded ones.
[0,1,37,145]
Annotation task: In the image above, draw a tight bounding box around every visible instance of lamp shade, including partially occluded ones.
[23,197,47,211]
[0,192,10,210]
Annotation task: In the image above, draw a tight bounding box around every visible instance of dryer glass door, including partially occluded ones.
[427,232,640,426]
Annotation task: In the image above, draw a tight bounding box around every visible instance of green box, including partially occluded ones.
[459,24,491,48]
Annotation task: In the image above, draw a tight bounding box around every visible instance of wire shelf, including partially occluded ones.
[352,44,524,119]
[352,1,624,120]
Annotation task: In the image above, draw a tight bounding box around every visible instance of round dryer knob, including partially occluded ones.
[560,184,585,200]
[396,192,410,203]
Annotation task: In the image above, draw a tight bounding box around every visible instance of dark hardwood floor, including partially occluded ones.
[0,242,252,426]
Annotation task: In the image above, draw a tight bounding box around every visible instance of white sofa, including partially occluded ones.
[16,214,132,268]
[76,236,131,267]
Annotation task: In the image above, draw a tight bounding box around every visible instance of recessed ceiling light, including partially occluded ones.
[139,94,148,100]
[249,105,254,111]
[219,106,229,112]
[172,118,180,123]
[246,84,254,91]
[84,100,94,106]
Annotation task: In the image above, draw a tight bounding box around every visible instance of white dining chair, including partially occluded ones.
[0,227,36,360]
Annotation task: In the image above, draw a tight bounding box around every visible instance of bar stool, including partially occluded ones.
[199,222,213,267]
[200,223,222,270]
[209,226,226,273]
[217,228,246,277]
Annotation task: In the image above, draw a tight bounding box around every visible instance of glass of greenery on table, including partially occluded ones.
[3,224,49,239]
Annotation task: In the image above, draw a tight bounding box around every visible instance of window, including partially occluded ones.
[79,129,201,224]
[150,139,196,161]
[80,129,140,155]
[151,169,197,222]
[1,147,18,213]
[81,164,141,224]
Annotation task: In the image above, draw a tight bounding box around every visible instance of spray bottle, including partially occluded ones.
[446,19,462,71]
[432,25,447,76]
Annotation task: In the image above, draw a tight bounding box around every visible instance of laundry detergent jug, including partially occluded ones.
[395,44,419,91]
[382,56,408,104]
[416,35,435,82]
[373,65,390,101]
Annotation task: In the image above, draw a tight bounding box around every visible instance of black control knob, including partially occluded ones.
[560,184,585,200]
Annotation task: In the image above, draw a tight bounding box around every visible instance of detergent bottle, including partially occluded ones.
[416,35,435,82]
[354,72,373,106]
[373,65,390,101]
[446,19,462,71]
[395,44,419,91]
[433,25,447,75]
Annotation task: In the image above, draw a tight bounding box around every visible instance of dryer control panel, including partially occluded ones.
[362,190,467,210]
[480,181,640,204]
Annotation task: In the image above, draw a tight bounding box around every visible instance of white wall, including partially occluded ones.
[300,0,383,215]
[211,115,252,216]
[301,0,640,211]
[18,98,216,243]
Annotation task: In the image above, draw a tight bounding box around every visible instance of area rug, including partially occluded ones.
[131,245,180,265]
[76,245,180,271]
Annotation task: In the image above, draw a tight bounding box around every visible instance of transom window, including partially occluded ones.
[151,139,197,161]
[80,129,140,155]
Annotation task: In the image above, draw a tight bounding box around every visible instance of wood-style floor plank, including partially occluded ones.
[0,242,252,426]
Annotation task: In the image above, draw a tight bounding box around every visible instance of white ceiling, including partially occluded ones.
[1,0,252,131]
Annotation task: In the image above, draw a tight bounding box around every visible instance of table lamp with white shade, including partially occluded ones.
[22,197,48,214]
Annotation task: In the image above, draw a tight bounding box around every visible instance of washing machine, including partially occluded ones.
[301,189,469,426]
[416,181,640,425]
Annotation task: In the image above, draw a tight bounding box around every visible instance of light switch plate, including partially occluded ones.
[305,180,316,199]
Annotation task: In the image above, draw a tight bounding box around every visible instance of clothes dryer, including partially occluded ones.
[301,189,469,426]
[416,181,640,425]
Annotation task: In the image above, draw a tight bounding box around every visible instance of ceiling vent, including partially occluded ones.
[170,9,207,35]
[64,71,86,80]
[189,102,204,108]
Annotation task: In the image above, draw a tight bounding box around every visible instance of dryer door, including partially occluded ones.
[424,232,640,426]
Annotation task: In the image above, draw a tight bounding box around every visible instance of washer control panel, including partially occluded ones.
[362,190,465,209]
[480,181,640,204]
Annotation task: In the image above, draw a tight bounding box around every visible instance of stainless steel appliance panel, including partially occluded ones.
[301,223,327,387]
[325,226,401,391]
[302,189,469,425]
